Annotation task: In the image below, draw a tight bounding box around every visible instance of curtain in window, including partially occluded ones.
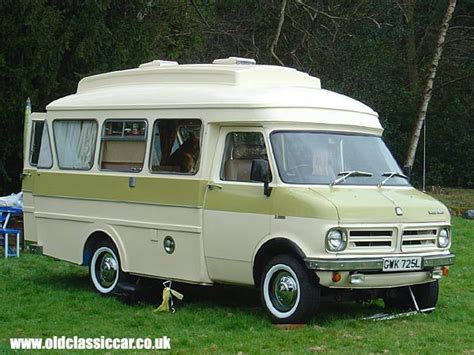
[54,120,97,169]
[151,134,162,167]
[158,120,178,165]
[37,122,53,168]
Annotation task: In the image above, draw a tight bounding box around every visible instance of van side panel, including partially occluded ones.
[31,172,212,283]
[22,113,47,243]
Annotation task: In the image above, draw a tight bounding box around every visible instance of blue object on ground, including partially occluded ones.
[0,206,23,258]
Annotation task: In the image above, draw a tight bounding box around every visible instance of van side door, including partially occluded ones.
[203,127,272,285]
[22,113,53,243]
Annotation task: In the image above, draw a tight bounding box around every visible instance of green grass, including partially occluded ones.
[0,218,473,354]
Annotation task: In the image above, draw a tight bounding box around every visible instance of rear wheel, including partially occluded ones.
[89,240,127,295]
[260,254,320,324]
[384,280,439,311]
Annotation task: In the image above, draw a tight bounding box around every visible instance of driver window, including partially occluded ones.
[220,132,268,182]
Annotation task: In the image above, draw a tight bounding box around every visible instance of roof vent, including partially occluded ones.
[139,60,179,68]
[212,57,256,65]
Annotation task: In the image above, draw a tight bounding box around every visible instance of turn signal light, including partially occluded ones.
[442,266,449,276]
[332,272,341,282]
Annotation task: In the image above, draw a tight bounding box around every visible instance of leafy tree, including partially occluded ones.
[0,0,472,194]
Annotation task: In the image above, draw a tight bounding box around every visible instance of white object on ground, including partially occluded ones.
[0,192,23,208]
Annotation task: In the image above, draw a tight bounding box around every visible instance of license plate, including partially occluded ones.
[382,257,422,272]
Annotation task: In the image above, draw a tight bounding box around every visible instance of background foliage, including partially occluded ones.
[0,0,472,194]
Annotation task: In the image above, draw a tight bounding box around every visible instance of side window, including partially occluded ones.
[220,132,268,182]
[53,120,98,170]
[37,121,53,169]
[29,121,45,166]
[150,119,201,174]
[100,120,147,172]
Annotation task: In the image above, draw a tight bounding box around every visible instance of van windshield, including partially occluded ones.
[270,132,409,186]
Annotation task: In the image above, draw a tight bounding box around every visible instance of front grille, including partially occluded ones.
[347,229,395,252]
[401,228,438,251]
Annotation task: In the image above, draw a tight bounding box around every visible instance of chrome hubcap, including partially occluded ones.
[270,271,298,312]
[96,252,118,288]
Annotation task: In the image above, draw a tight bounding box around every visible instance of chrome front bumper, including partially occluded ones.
[305,253,455,271]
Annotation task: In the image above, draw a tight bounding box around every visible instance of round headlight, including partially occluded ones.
[326,229,347,252]
[438,228,450,248]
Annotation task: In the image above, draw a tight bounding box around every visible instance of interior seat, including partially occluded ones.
[224,144,267,181]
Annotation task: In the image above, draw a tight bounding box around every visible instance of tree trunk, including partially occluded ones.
[270,0,287,66]
[404,0,457,169]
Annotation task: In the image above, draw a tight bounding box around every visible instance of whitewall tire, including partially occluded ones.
[260,254,320,324]
[89,242,122,295]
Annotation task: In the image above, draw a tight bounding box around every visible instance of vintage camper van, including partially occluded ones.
[22,57,455,323]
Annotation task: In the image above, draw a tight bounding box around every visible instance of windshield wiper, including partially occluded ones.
[378,171,409,187]
[331,170,373,186]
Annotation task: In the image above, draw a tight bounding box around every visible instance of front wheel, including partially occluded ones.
[89,241,126,295]
[260,254,320,324]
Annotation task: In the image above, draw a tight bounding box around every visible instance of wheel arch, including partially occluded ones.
[252,237,307,288]
[81,224,128,271]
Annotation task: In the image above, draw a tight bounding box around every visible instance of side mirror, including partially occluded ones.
[250,159,272,197]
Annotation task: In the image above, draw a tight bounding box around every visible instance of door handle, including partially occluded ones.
[208,183,223,190]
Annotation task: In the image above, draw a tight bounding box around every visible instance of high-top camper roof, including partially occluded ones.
[46,58,380,134]
[75,61,322,94]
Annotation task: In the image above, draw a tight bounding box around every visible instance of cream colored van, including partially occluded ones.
[22,57,455,323]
